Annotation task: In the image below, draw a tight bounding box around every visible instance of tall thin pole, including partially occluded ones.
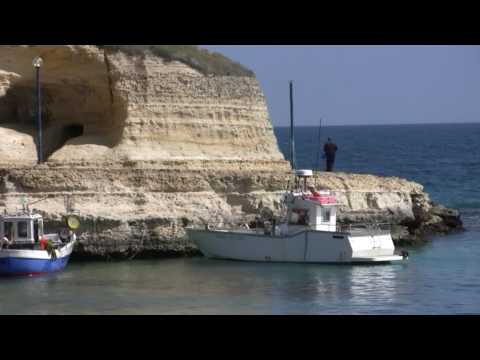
[315,117,323,171]
[36,66,43,164]
[289,81,296,170]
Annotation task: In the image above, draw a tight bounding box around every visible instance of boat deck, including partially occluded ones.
[204,224,389,238]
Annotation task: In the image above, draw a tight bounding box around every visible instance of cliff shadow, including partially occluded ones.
[0,78,128,162]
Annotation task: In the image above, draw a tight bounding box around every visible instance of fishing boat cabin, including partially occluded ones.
[1,213,45,250]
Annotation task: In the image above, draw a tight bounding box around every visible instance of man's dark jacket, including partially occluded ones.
[324,142,338,158]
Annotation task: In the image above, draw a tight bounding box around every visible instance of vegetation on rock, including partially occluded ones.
[97,45,255,77]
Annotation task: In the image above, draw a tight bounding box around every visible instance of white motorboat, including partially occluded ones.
[187,170,408,264]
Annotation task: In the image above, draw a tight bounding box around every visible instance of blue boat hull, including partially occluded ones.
[0,256,71,276]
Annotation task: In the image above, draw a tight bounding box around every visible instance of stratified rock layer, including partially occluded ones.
[0,45,462,259]
[0,45,284,165]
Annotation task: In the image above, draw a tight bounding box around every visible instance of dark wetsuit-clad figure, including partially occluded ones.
[324,138,338,172]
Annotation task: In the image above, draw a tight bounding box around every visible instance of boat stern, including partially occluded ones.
[347,230,407,263]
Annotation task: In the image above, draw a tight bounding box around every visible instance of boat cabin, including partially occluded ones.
[288,170,338,232]
[0,213,44,245]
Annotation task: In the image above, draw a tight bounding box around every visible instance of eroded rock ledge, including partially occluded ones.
[0,166,463,259]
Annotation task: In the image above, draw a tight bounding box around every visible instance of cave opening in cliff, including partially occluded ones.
[0,79,127,162]
[63,124,84,139]
[54,124,85,155]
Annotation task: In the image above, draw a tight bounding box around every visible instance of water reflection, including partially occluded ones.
[262,263,406,314]
[1,236,480,315]
[0,260,411,315]
[179,260,407,314]
[338,265,401,313]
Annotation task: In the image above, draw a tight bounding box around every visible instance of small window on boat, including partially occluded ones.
[38,220,44,237]
[323,209,331,223]
[4,222,13,240]
[34,220,40,242]
[18,222,28,239]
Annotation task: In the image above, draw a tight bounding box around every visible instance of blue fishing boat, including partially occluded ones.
[0,211,78,276]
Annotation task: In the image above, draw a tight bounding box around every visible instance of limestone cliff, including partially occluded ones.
[0,45,462,259]
[0,45,283,165]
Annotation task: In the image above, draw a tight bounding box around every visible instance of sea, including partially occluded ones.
[0,123,479,315]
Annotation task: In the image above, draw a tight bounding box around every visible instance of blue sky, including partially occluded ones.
[202,46,480,127]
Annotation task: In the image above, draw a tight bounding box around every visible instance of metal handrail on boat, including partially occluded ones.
[337,223,392,235]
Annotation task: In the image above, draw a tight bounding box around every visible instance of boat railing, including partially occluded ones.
[337,223,392,235]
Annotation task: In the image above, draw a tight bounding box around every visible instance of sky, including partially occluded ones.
[202,46,480,127]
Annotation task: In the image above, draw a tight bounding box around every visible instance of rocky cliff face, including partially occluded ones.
[0,45,462,259]
[0,45,283,165]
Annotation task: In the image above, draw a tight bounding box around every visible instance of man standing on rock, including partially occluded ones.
[324,138,338,172]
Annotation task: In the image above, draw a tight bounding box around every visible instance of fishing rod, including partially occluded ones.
[289,81,296,171]
[315,117,323,172]
[313,117,323,188]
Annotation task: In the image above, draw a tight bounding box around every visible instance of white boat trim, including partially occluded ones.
[0,240,75,260]
[350,255,404,263]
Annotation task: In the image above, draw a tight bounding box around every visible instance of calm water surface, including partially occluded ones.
[1,124,479,314]
[0,223,479,315]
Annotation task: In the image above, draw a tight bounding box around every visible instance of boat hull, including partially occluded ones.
[0,256,71,276]
[0,241,75,276]
[187,228,404,264]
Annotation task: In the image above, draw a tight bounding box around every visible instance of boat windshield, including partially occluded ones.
[4,222,13,240]
[18,222,28,239]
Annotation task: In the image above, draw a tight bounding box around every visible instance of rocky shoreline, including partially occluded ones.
[0,165,464,260]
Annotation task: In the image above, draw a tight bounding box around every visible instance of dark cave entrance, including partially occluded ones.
[63,124,84,141]
[39,123,86,159]
[0,80,127,162]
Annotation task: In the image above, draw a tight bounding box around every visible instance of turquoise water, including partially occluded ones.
[0,222,478,315]
[0,124,479,315]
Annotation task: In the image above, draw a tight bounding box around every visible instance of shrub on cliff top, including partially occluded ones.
[97,45,255,77]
